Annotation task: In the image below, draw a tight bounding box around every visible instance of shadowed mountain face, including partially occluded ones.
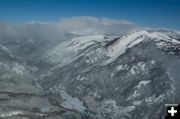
[0,27,180,119]
[0,43,84,119]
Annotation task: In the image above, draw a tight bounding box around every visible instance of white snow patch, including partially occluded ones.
[137,80,151,89]
[172,38,180,44]
[116,65,123,71]
[127,89,141,101]
[130,66,137,74]
[124,106,135,112]
[11,63,25,75]
[145,94,165,105]
[110,73,115,77]
[127,36,145,48]
[150,60,155,64]
[133,101,142,106]
[0,111,23,118]
[0,44,12,54]
[77,75,87,81]
[137,62,146,71]
[68,35,105,50]
[127,80,151,100]
[132,90,141,98]
[61,91,86,112]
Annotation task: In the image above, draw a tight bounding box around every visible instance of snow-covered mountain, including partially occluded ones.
[39,30,180,119]
[42,30,180,66]
[0,26,180,119]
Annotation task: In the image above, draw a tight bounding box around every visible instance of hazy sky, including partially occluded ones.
[0,0,179,30]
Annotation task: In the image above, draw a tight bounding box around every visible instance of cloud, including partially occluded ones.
[57,16,140,35]
[0,22,65,42]
[0,16,140,45]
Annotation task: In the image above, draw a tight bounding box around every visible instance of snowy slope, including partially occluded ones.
[106,30,180,62]
[42,35,109,66]
[43,30,180,66]
[1,25,179,119]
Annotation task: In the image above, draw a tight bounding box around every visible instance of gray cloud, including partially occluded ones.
[0,16,140,44]
[57,16,140,35]
[0,22,65,43]
[0,16,141,65]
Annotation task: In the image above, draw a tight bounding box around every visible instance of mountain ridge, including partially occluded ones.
[0,27,180,119]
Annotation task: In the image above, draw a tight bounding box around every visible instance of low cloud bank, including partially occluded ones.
[0,16,140,43]
[57,16,139,35]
